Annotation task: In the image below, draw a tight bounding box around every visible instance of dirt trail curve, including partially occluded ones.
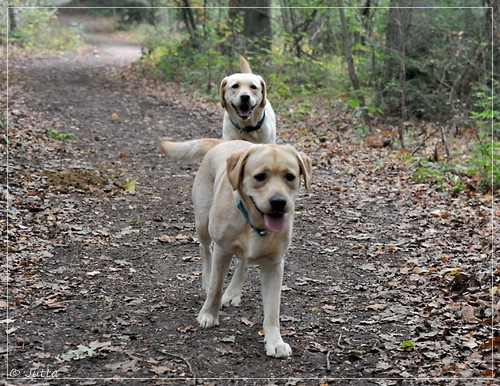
[4,11,495,386]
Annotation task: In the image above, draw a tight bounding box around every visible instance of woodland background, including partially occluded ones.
[2,0,499,195]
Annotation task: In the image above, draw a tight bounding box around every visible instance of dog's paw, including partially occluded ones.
[197,312,219,328]
[221,293,241,307]
[265,341,292,358]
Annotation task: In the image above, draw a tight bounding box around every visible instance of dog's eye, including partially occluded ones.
[231,84,240,89]
[285,173,296,182]
[254,173,267,182]
[250,85,258,90]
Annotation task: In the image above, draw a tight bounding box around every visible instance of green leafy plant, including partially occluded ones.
[9,8,83,55]
[49,128,74,141]
[410,161,466,196]
[347,98,384,119]
[467,91,500,191]
[400,340,415,351]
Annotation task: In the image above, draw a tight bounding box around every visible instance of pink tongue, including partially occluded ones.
[264,214,286,233]
[239,108,250,118]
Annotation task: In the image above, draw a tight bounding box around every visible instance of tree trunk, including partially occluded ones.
[8,6,17,33]
[382,0,416,146]
[227,0,241,56]
[338,1,364,106]
[292,9,317,58]
[180,0,198,46]
[240,0,272,58]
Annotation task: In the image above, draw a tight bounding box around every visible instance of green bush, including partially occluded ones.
[467,91,500,192]
[9,8,83,55]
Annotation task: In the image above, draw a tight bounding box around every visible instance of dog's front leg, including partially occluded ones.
[222,259,248,307]
[197,244,232,328]
[260,260,292,358]
[200,243,212,292]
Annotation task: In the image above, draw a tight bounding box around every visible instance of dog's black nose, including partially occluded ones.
[269,195,287,213]
[240,94,250,102]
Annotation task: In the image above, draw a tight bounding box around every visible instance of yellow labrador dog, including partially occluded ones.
[221,57,276,144]
[161,139,312,358]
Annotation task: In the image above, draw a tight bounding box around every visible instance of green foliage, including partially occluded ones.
[49,128,74,141]
[9,8,83,55]
[411,161,466,196]
[141,25,352,116]
[139,20,237,98]
[134,5,494,195]
[348,98,384,118]
[400,340,415,351]
[468,140,500,192]
[469,91,500,130]
[467,90,500,192]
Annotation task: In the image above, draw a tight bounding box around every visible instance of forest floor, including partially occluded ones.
[2,10,498,386]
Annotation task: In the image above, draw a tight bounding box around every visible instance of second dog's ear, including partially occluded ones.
[260,78,267,108]
[220,77,228,108]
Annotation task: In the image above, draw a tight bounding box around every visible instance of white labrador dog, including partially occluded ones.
[161,138,312,358]
[221,57,276,144]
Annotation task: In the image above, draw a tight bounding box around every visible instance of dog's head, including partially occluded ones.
[220,73,267,121]
[226,145,312,233]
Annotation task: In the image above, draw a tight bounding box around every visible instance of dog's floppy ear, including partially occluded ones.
[220,77,228,108]
[259,78,267,108]
[227,148,254,191]
[297,151,312,192]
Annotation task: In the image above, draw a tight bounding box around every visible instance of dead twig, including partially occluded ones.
[440,125,451,158]
[410,127,440,157]
[160,349,196,384]
[326,332,343,372]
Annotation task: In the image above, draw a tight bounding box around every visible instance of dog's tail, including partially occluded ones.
[160,138,223,163]
[239,56,252,74]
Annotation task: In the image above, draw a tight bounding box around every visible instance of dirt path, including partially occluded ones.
[3,12,496,386]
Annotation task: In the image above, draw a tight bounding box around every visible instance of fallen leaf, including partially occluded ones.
[366,303,388,312]
[240,317,254,326]
[460,305,476,321]
[159,235,176,243]
[150,365,173,375]
[105,358,138,372]
[480,337,500,351]
[177,325,197,333]
[123,179,137,193]
[221,335,235,343]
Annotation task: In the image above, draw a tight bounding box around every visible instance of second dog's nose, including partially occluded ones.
[240,94,250,102]
[269,195,287,213]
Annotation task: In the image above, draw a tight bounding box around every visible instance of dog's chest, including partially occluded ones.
[230,233,290,265]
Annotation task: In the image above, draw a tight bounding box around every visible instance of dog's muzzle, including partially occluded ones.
[263,195,288,233]
[232,94,255,120]
[269,195,287,215]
